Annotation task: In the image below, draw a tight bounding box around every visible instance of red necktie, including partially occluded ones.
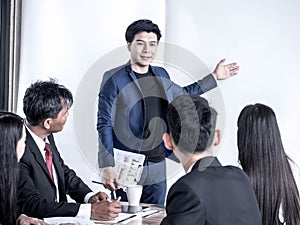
[44,143,54,180]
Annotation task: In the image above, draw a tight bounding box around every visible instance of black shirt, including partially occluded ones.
[134,70,168,162]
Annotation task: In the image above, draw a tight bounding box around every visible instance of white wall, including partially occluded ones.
[165,0,300,167]
[18,0,300,194]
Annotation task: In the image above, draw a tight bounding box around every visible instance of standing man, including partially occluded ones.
[97,19,239,205]
[18,80,121,220]
[160,94,261,225]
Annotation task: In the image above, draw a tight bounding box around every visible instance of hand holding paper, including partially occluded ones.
[112,149,145,186]
[101,166,120,191]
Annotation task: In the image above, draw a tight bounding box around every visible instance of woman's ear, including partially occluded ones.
[213,130,221,146]
[163,133,174,151]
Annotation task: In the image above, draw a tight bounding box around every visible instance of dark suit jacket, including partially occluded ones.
[161,157,262,225]
[17,129,92,218]
[97,63,217,167]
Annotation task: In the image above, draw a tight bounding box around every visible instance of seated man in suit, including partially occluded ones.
[160,94,261,225]
[18,80,121,220]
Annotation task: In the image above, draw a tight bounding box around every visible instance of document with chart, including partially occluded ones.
[113,148,145,186]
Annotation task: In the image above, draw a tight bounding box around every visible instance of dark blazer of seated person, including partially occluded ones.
[160,94,261,225]
[18,131,91,217]
[17,80,121,220]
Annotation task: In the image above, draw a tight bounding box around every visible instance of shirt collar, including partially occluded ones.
[25,125,49,153]
[187,161,197,174]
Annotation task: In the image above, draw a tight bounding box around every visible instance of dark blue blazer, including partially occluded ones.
[97,63,217,167]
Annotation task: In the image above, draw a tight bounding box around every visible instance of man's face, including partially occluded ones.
[49,104,69,133]
[128,31,158,72]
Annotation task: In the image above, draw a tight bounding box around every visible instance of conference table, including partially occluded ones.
[44,203,166,225]
[98,204,166,225]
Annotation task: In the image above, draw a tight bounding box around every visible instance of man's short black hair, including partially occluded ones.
[166,94,217,153]
[125,19,162,43]
[23,79,73,126]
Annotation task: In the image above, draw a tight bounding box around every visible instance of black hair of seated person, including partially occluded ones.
[237,103,300,225]
[125,19,162,43]
[166,94,217,154]
[23,79,73,126]
[0,111,24,225]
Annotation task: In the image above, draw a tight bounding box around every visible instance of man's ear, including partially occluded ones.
[213,130,222,146]
[163,133,174,151]
[43,118,52,130]
[127,42,131,52]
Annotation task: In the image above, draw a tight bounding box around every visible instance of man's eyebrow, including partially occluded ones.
[135,39,157,43]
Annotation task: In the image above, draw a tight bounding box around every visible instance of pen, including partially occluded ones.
[117,214,137,223]
[142,210,160,218]
[92,180,118,200]
[92,180,103,185]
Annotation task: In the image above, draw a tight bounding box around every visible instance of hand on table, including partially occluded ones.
[91,197,121,221]
[88,191,109,203]
[17,214,48,225]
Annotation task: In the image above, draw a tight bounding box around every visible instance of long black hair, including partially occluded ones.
[0,111,24,225]
[237,103,300,225]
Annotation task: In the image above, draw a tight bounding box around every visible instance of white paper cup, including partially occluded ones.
[123,185,143,212]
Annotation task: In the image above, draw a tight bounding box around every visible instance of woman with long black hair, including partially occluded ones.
[0,111,47,225]
[237,103,300,225]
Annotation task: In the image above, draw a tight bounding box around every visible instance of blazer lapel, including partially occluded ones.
[52,150,68,202]
[51,146,65,188]
[25,130,55,184]
[151,66,176,103]
[47,135,65,187]
[126,64,144,95]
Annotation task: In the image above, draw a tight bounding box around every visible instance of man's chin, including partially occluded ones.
[138,57,152,64]
[132,61,151,69]
[51,127,64,133]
